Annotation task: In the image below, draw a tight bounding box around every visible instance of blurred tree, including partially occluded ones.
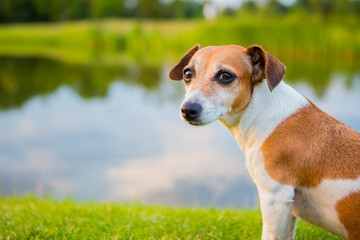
[34,0,93,21]
[91,0,125,18]
[136,0,163,18]
[0,0,39,22]
[0,0,359,23]
[221,7,236,17]
[0,0,12,22]
[183,0,203,18]
[237,0,259,16]
[264,0,288,16]
[165,0,187,18]
[292,0,359,17]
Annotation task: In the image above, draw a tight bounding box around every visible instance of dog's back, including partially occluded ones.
[262,103,360,239]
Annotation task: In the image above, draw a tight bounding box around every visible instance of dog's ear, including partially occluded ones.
[169,44,201,81]
[246,45,286,92]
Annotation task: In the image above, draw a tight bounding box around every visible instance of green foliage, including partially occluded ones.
[233,0,360,19]
[91,0,125,18]
[2,0,359,24]
[0,0,204,23]
[171,16,360,62]
[0,196,341,239]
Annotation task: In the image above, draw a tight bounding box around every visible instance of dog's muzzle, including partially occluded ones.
[181,101,202,122]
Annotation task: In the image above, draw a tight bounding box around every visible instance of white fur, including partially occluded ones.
[223,80,309,151]
[181,87,228,125]
[247,148,295,240]
[293,177,360,239]
[220,80,309,239]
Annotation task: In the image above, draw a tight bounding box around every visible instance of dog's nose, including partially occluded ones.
[181,102,202,120]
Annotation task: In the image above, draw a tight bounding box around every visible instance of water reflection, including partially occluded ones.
[0,56,164,110]
[1,56,359,111]
[0,56,359,208]
[284,58,359,97]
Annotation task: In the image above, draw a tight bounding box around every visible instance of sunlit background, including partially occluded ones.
[0,0,359,208]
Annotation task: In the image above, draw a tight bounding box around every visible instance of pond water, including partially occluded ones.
[0,56,359,208]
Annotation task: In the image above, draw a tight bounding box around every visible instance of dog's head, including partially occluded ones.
[169,44,286,126]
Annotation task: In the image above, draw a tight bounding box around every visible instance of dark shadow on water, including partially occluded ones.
[0,56,163,111]
[284,58,359,97]
[0,55,359,111]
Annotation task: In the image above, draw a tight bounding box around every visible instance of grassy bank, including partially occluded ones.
[0,17,359,66]
[0,19,202,65]
[0,196,341,239]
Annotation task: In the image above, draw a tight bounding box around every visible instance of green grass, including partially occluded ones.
[0,196,341,239]
[0,17,359,66]
[0,18,202,65]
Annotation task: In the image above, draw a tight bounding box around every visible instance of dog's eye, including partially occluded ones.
[217,71,235,84]
[183,69,193,82]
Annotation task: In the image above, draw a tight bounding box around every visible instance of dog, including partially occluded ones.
[168,44,360,240]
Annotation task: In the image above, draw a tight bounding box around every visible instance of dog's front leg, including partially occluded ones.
[286,215,297,240]
[247,150,295,240]
[257,184,295,240]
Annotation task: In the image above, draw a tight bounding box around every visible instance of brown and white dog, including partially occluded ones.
[169,44,360,240]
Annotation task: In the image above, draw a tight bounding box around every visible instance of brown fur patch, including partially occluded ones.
[262,103,360,188]
[169,44,201,81]
[246,45,286,92]
[336,191,360,240]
